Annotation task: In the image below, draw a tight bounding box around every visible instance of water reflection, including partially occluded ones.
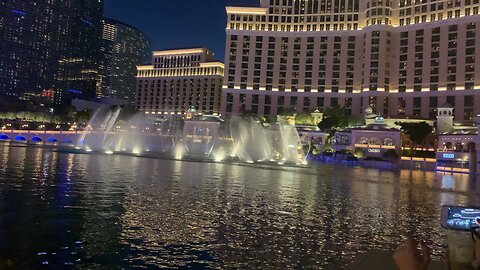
[0,144,479,269]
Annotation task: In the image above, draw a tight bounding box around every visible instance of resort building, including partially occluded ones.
[222,0,480,121]
[435,104,479,174]
[333,116,402,159]
[135,48,224,115]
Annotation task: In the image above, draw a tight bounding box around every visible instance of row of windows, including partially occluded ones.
[153,54,202,68]
[268,0,360,14]
[224,93,477,119]
[229,22,359,31]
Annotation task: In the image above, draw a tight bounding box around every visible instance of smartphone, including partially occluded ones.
[441,205,480,231]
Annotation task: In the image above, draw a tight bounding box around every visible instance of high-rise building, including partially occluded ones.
[0,0,105,106]
[136,48,224,115]
[56,0,105,105]
[222,0,480,122]
[0,0,71,99]
[101,18,150,103]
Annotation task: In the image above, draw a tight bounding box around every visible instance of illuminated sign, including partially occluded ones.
[368,149,381,153]
[443,153,455,159]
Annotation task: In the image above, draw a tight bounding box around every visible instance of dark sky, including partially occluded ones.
[104,0,259,61]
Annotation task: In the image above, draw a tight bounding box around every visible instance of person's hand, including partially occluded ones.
[476,237,480,261]
[474,237,480,270]
[393,237,431,270]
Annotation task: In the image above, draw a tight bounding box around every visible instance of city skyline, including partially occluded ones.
[104,0,259,61]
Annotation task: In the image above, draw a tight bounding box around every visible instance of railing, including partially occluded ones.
[401,157,436,162]
[3,130,81,135]
[436,167,470,173]
[354,144,397,149]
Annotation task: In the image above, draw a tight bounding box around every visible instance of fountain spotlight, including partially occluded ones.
[85,147,93,152]
[132,148,141,156]
[105,150,114,155]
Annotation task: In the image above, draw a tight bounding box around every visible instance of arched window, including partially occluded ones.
[383,138,394,146]
[357,137,368,144]
[14,136,26,141]
[455,142,463,152]
[467,142,476,152]
[444,142,453,150]
[31,136,43,142]
[369,137,381,145]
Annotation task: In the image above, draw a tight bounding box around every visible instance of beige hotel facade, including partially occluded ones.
[222,0,480,121]
[136,48,224,115]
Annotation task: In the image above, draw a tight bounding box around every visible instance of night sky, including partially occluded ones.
[104,0,259,61]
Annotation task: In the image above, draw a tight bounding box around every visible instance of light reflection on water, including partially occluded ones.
[0,143,479,269]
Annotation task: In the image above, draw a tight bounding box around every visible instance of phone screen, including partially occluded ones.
[442,206,480,231]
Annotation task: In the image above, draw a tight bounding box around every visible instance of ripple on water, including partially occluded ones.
[0,145,479,269]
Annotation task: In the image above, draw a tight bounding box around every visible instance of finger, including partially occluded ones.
[444,248,452,270]
[406,237,418,251]
[394,243,406,258]
[475,240,480,260]
[420,242,431,266]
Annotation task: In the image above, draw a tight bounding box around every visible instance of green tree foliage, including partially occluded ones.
[75,110,92,124]
[354,148,365,159]
[348,114,366,126]
[318,106,350,131]
[295,112,314,125]
[395,121,433,148]
[382,149,400,162]
[277,107,296,116]
[0,111,61,124]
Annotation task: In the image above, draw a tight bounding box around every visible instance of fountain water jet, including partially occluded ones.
[74,107,309,166]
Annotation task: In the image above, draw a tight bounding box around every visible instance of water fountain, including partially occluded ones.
[229,116,272,163]
[73,106,308,166]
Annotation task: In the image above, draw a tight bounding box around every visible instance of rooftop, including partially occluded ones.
[152,47,211,56]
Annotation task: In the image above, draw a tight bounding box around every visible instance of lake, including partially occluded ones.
[0,143,479,269]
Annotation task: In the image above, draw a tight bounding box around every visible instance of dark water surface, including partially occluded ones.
[0,143,479,269]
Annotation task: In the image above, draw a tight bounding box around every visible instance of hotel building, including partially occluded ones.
[222,0,480,121]
[135,48,224,115]
[101,18,150,102]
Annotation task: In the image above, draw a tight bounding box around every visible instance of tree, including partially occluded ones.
[354,148,365,159]
[277,107,296,116]
[318,106,349,131]
[348,114,366,126]
[395,122,433,149]
[75,110,92,124]
[382,149,400,162]
[295,112,314,125]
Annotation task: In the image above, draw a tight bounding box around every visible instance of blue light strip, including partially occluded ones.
[11,9,26,15]
[81,18,93,26]
[68,89,82,94]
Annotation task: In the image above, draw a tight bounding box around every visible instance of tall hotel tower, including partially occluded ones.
[222,0,480,121]
[136,48,224,115]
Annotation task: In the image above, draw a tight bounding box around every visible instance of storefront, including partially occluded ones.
[436,152,476,174]
[437,133,478,174]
